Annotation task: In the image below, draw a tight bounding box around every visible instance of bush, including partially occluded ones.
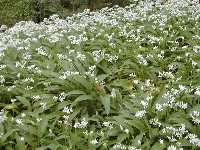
[0,0,200,149]
[0,0,131,27]
[0,0,33,27]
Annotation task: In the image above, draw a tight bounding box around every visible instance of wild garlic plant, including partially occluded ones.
[0,0,200,149]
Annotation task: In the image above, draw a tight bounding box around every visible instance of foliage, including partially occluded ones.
[0,0,131,27]
[0,0,33,27]
[0,0,200,149]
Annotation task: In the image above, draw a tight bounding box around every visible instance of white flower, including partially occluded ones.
[16,119,24,125]
[175,101,187,109]
[103,122,113,129]
[185,133,200,146]
[0,110,7,123]
[130,93,136,98]
[0,75,5,83]
[194,89,200,97]
[190,111,200,124]
[31,95,41,101]
[63,106,73,114]
[37,118,42,123]
[156,103,163,111]
[140,101,148,109]
[22,77,34,82]
[133,80,139,84]
[77,52,86,60]
[149,118,161,127]
[135,110,146,118]
[40,102,46,109]
[138,140,141,146]
[124,129,129,134]
[128,146,141,150]
[19,137,24,141]
[167,145,177,150]
[120,125,123,131]
[129,73,137,77]
[159,139,164,145]
[11,99,17,103]
[113,143,126,149]
[90,139,98,145]
[0,133,3,138]
[21,113,26,117]
[74,118,88,128]
[58,92,68,102]
[0,65,6,70]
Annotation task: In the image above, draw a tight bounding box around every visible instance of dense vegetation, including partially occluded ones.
[0,0,131,27]
[0,0,200,149]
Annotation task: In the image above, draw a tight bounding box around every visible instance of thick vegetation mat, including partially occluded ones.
[0,0,200,149]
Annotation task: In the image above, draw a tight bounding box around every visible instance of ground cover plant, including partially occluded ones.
[0,0,200,149]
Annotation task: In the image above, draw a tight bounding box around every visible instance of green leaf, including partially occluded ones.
[125,119,147,131]
[178,139,193,147]
[25,125,37,135]
[44,85,61,91]
[16,96,31,107]
[101,94,110,115]
[97,74,109,83]
[72,75,92,90]
[69,106,83,121]
[68,90,86,95]
[47,144,60,150]
[74,95,93,103]
[38,116,49,138]
[55,135,69,141]
[35,147,45,150]
[117,133,128,143]
[55,101,70,111]
[168,118,195,133]
[113,116,134,134]
[132,132,145,146]
[47,112,64,119]
[150,142,163,150]
[0,129,15,146]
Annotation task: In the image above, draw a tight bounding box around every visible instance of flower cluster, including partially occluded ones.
[74,118,88,128]
[0,110,7,123]
[0,0,200,149]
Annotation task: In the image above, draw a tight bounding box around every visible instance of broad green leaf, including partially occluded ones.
[68,90,86,95]
[55,101,70,111]
[25,125,37,135]
[74,95,93,103]
[125,119,147,131]
[3,146,14,150]
[107,130,121,137]
[44,85,61,92]
[113,116,134,134]
[16,96,31,107]
[101,94,110,115]
[48,112,64,119]
[47,144,60,150]
[178,139,193,147]
[35,147,45,150]
[117,133,128,143]
[69,106,83,121]
[0,129,15,146]
[150,142,163,150]
[122,60,139,70]
[38,116,49,138]
[72,75,92,90]
[55,135,70,141]
[97,74,109,83]
[131,132,145,146]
